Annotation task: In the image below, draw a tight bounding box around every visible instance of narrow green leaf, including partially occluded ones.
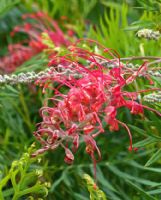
[126,180,157,200]
[127,160,161,173]
[108,165,161,187]
[129,124,161,139]
[148,188,161,195]
[96,166,117,193]
[145,148,161,167]
[133,137,157,148]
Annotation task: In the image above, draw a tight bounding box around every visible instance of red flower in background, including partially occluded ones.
[33,39,161,181]
[0,12,71,73]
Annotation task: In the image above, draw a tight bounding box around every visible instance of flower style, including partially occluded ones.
[33,39,161,181]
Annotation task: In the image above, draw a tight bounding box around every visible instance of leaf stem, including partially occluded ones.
[119,56,161,61]
[147,59,161,67]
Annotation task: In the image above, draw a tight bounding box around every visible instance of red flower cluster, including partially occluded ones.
[0,42,45,73]
[33,39,161,180]
[0,12,70,73]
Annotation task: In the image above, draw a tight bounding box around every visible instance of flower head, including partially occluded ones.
[34,39,161,181]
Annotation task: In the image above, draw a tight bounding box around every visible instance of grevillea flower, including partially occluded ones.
[11,12,70,47]
[33,39,161,181]
[0,12,70,73]
[0,42,45,73]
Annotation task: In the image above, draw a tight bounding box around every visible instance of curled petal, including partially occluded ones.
[126,101,144,115]
[32,146,49,157]
[84,135,101,162]
[72,134,79,152]
[64,148,74,165]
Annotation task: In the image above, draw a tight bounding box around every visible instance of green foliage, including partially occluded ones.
[86,3,161,57]
[136,0,161,12]
[128,0,161,32]
[145,148,161,167]
[87,4,133,56]
[0,0,20,17]
[0,144,49,200]
[21,0,98,20]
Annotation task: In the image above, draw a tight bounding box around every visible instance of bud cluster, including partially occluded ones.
[0,68,54,85]
[143,91,161,103]
[0,65,83,85]
[137,29,160,40]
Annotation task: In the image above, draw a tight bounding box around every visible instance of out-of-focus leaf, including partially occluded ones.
[127,160,161,173]
[133,137,157,148]
[0,0,20,17]
[125,180,157,200]
[129,124,161,139]
[148,188,161,195]
[96,166,117,193]
[108,165,161,187]
[145,148,161,167]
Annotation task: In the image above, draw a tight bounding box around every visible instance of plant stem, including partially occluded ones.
[12,184,45,200]
[19,86,33,131]
[147,59,161,67]
[120,56,161,61]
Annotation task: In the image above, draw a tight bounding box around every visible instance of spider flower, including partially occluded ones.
[0,12,70,73]
[33,39,161,181]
